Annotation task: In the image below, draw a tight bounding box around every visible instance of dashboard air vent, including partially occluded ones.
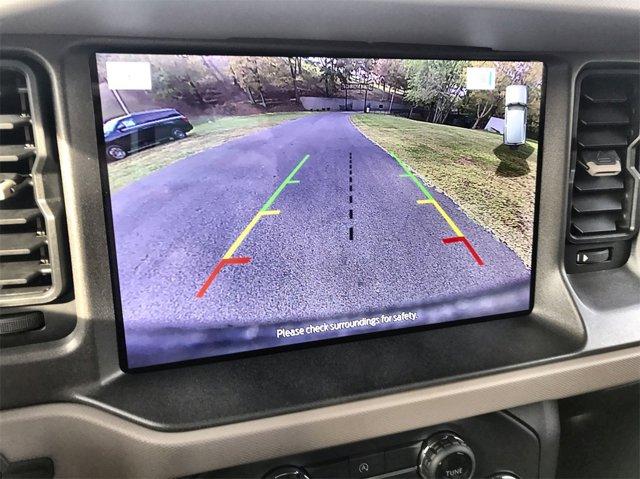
[0,60,67,306]
[569,68,639,242]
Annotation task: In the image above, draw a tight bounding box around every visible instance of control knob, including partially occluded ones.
[418,432,475,479]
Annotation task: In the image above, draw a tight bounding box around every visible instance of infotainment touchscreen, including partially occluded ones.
[94,53,543,370]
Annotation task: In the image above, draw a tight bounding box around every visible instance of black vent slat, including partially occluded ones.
[572,193,622,213]
[577,129,629,149]
[0,208,40,225]
[0,172,21,182]
[0,145,36,162]
[0,233,46,256]
[0,260,50,286]
[579,105,629,126]
[582,81,628,103]
[574,173,624,192]
[0,114,31,130]
[572,214,617,235]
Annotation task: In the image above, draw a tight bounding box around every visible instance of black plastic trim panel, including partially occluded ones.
[86,317,579,430]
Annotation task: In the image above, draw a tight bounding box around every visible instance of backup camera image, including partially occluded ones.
[95,54,542,369]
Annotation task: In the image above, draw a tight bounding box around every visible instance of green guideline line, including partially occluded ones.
[389,152,434,201]
[260,154,310,212]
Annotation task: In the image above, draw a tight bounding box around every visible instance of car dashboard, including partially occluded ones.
[0,1,638,478]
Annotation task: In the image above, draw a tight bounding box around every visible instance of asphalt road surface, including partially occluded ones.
[110,112,531,367]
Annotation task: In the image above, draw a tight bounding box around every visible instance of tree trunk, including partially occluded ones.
[253,71,267,107]
[187,79,207,106]
[288,58,300,104]
[229,66,239,86]
[432,101,443,123]
[246,87,256,105]
[472,100,493,129]
[248,60,266,108]
[388,90,395,114]
[259,88,267,108]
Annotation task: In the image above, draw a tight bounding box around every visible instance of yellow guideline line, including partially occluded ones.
[391,150,465,238]
[416,199,464,237]
[222,210,280,259]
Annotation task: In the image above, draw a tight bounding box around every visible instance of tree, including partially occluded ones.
[404,60,468,123]
[372,59,406,98]
[383,60,406,113]
[287,57,303,103]
[498,61,533,85]
[228,56,268,107]
[464,87,501,129]
[151,55,222,107]
[309,57,368,96]
[252,58,290,91]
[344,58,377,111]
[311,57,342,97]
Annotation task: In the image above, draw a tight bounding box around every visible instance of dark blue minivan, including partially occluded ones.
[103,108,193,160]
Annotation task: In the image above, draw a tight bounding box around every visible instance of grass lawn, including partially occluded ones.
[351,114,538,266]
[107,112,312,192]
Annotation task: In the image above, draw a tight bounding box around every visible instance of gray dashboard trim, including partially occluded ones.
[1,346,638,478]
[0,0,639,53]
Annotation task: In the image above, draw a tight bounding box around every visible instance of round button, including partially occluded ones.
[419,432,475,479]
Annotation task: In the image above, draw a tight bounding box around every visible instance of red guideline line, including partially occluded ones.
[442,236,485,266]
[196,256,251,298]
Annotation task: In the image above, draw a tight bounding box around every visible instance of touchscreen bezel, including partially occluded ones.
[90,46,546,373]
